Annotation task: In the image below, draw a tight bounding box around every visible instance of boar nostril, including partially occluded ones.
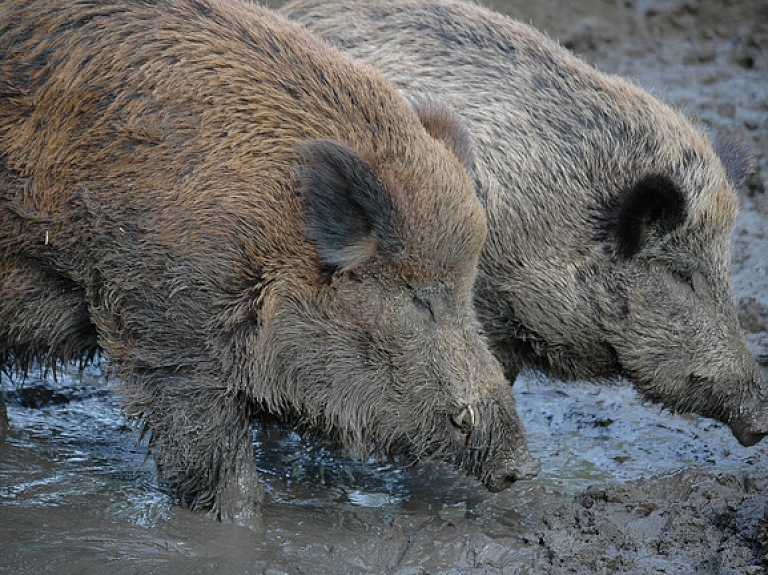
[451,404,476,436]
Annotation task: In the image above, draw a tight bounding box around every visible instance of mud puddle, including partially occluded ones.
[2,365,767,574]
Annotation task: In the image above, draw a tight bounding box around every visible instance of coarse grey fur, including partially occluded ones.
[0,0,539,526]
[282,0,768,446]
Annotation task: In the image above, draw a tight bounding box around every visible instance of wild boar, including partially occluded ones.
[282,0,768,446]
[0,0,539,525]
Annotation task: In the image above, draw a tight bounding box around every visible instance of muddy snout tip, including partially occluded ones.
[733,412,768,447]
[736,429,767,447]
[732,388,768,447]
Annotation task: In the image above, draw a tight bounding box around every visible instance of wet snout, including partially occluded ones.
[734,417,768,447]
[453,395,541,492]
[729,368,768,447]
[732,391,768,447]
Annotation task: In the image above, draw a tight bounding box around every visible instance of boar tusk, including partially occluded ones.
[452,404,476,435]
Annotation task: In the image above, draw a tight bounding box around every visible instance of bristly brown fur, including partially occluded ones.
[0,0,538,523]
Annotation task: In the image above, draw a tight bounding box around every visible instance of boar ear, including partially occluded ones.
[411,98,474,169]
[614,174,687,258]
[714,132,755,188]
[296,138,399,272]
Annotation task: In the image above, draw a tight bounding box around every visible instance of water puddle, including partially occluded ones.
[1,363,766,573]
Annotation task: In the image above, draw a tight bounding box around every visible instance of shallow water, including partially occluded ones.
[2,364,766,574]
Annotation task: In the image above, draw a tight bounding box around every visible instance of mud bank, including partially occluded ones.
[2,0,767,573]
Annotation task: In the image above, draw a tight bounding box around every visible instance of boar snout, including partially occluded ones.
[459,395,541,491]
[733,414,768,447]
[686,367,768,447]
[731,371,768,447]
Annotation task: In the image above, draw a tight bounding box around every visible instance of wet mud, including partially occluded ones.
[2,0,768,573]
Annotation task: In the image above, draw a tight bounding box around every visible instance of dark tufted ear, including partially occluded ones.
[614,174,687,258]
[715,132,755,188]
[295,138,400,272]
[411,97,473,169]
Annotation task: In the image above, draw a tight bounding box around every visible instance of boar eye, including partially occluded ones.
[673,269,694,290]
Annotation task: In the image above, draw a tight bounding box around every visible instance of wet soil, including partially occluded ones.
[2,0,768,573]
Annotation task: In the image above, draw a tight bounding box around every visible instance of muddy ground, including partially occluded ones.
[2,0,768,573]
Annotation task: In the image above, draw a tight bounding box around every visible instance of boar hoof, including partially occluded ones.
[451,405,476,437]
[213,463,264,530]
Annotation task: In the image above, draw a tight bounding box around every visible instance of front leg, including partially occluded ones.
[125,375,262,526]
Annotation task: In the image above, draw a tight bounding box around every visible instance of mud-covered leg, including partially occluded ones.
[127,376,261,526]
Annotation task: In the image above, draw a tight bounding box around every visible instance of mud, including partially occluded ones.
[1,0,768,573]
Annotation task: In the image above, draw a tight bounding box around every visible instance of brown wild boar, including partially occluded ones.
[282,0,768,446]
[0,0,539,525]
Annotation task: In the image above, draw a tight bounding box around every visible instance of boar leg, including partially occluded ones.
[132,380,261,526]
[0,262,98,370]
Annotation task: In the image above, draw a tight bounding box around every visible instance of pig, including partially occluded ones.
[281,0,768,446]
[0,0,539,525]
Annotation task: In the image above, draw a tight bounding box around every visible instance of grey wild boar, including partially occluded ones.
[0,0,539,525]
[282,0,768,446]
